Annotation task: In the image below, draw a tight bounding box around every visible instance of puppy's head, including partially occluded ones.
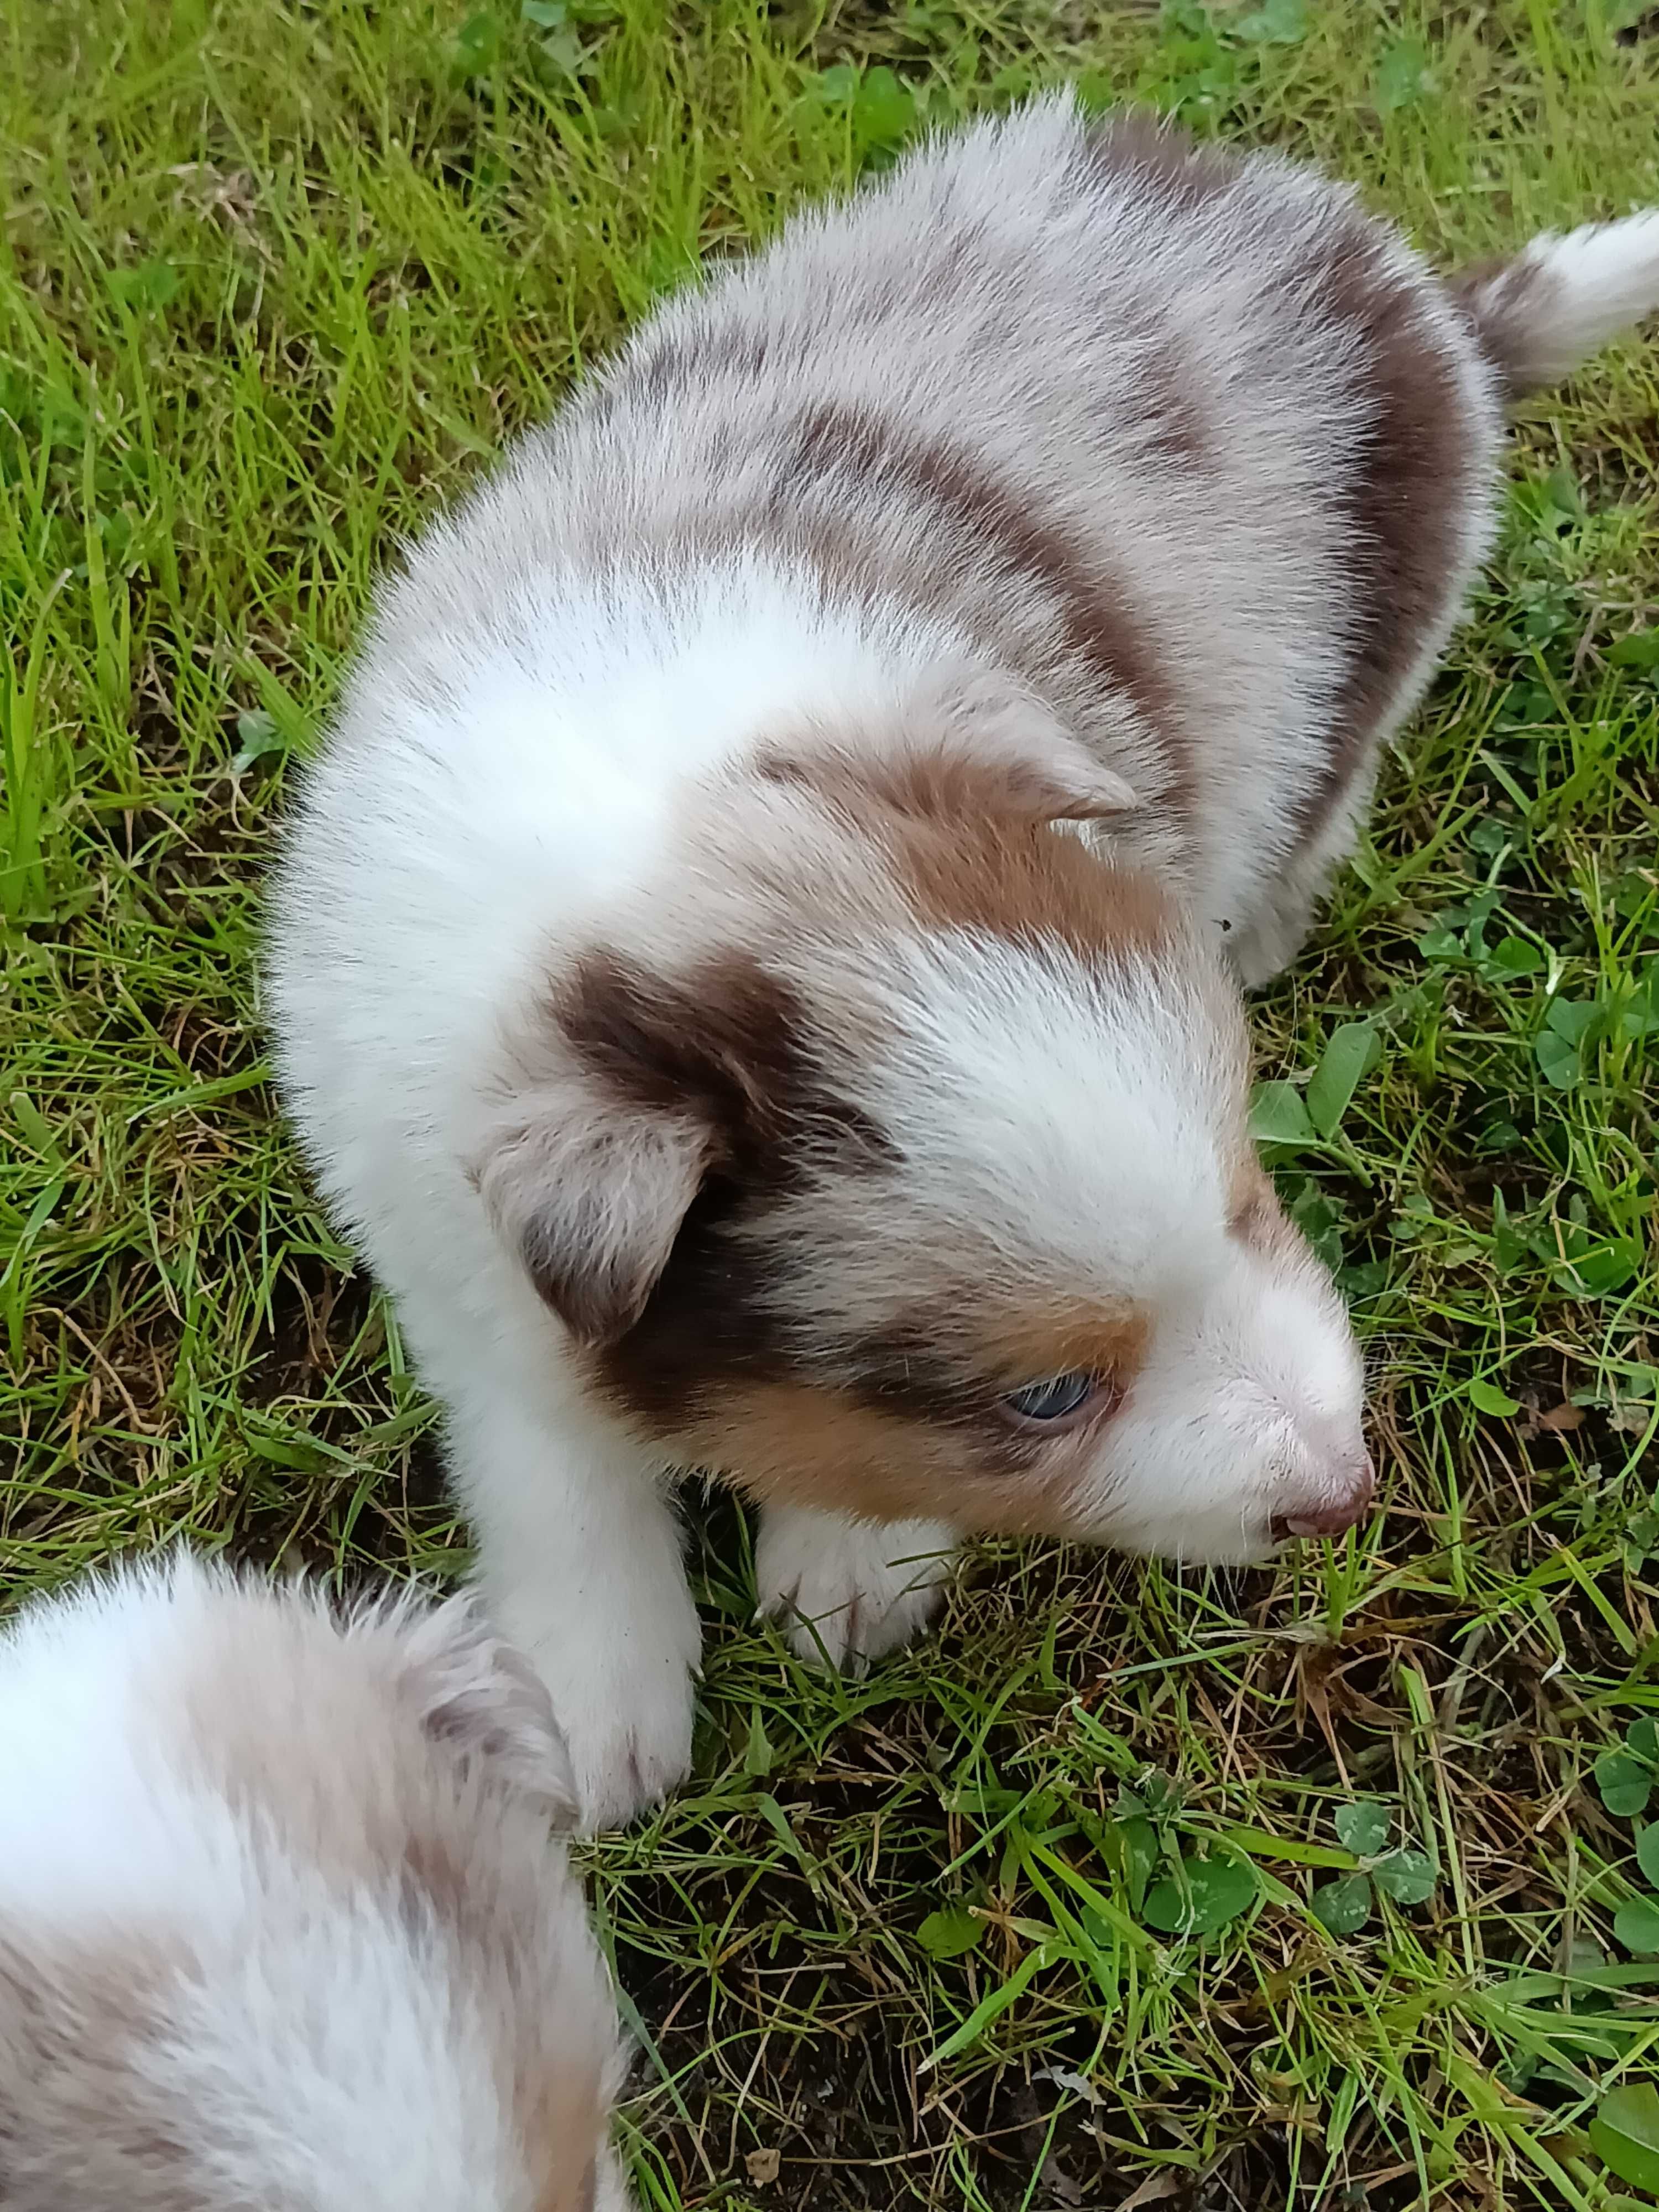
[479,690,1370,1565]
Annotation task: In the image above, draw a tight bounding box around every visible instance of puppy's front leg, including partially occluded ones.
[755,1504,957,1672]
[448,1386,700,1832]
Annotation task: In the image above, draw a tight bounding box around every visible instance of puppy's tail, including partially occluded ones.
[1449,211,1659,400]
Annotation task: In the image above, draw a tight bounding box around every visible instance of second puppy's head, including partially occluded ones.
[478,690,1371,1564]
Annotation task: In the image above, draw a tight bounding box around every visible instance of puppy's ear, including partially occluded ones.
[909,665,1141,821]
[479,946,816,1347]
[400,1594,579,1828]
[477,1074,712,1348]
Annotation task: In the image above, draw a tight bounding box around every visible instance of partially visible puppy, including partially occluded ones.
[0,1553,630,2212]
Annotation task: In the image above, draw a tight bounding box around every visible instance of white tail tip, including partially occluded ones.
[1451,209,1659,398]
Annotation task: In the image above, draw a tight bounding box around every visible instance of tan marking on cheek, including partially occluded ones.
[671,1298,1149,1540]
[622,1271,1164,1530]
[675,1388,987,1524]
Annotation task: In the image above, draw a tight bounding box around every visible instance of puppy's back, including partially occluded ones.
[0,1556,623,2212]
[352,94,1498,970]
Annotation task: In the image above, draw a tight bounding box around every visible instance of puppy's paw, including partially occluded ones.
[755,1507,956,1671]
[567,1662,695,1836]
[497,1588,701,1834]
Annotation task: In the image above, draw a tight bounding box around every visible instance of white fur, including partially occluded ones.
[755,1507,957,1668]
[0,1556,630,2211]
[269,96,1654,1826]
[1075,1224,1369,1559]
[446,1381,704,1833]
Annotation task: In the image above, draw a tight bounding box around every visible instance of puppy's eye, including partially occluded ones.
[1002,1371,1097,1423]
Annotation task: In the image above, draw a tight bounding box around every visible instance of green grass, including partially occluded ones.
[3,1,1658,2204]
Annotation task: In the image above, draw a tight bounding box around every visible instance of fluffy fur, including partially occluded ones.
[268,97,1659,1828]
[0,1555,630,2210]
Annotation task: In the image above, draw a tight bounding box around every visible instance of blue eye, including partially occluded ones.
[1003,1371,1096,1423]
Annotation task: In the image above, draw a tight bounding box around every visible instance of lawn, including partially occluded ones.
[3,1,1658,2205]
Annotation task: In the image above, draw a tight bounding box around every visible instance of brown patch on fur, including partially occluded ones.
[849,1293,1150,1412]
[894,798,1178,963]
[606,321,781,418]
[1082,110,1239,218]
[1228,1144,1322,1274]
[756,730,1130,828]
[556,945,875,1161]
[676,1386,1036,1525]
[757,740,1180,964]
[165,1611,411,1897]
[1286,229,1472,845]
[0,1929,213,2209]
[1446,253,1558,404]
[1140,340,1213,470]
[400,1824,481,1942]
[1133,327,1221,476]
[778,400,1190,809]
[561,946,891,1428]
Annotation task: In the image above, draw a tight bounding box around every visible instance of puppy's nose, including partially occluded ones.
[1271,1451,1375,1541]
